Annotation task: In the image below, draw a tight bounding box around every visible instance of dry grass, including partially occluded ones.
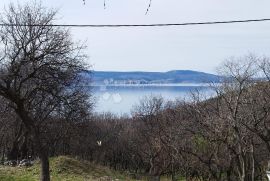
[0,156,134,181]
[0,156,185,181]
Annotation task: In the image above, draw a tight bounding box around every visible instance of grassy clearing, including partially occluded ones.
[0,156,136,181]
[0,156,186,181]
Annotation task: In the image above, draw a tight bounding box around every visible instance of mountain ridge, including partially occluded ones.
[89,70,221,85]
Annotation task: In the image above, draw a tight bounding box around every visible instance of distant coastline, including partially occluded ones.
[91,83,213,87]
[88,70,222,85]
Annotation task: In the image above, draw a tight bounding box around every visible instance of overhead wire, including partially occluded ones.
[0,18,270,28]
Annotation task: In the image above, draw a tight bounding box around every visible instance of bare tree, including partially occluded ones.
[0,2,91,181]
[208,55,264,181]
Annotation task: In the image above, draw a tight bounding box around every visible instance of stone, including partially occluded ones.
[18,159,33,167]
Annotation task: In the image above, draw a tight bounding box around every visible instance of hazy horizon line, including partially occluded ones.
[92,69,216,74]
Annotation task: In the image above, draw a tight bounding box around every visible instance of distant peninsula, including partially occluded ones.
[88,70,222,85]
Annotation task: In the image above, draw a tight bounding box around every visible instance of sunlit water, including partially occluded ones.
[92,84,213,115]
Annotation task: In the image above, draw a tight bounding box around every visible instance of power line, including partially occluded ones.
[0,18,270,28]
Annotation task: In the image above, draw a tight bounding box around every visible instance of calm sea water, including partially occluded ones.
[92,84,213,115]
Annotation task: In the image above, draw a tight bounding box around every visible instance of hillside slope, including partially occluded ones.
[0,156,180,181]
[0,156,135,181]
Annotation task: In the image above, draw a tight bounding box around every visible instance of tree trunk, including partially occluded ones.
[236,154,245,181]
[7,123,23,160]
[226,161,234,181]
[15,104,50,181]
[33,131,50,181]
[148,158,160,181]
[244,145,254,181]
[1,143,5,164]
[20,135,28,159]
[171,173,177,181]
[39,151,50,181]
[147,175,160,181]
[7,142,19,161]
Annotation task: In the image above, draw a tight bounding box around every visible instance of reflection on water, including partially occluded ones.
[93,84,213,115]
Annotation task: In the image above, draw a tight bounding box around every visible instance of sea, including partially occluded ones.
[92,84,214,115]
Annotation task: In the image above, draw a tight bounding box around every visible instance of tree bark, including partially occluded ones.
[20,133,29,159]
[32,130,50,181]
[7,143,19,161]
[147,176,160,181]
[236,154,245,181]
[171,173,177,181]
[244,145,254,181]
[7,123,23,160]
[1,143,5,164]
[39,151,50,181]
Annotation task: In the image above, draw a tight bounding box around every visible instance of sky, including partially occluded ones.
[1,0,270,73]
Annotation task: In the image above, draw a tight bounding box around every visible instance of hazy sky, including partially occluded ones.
[1,0,270,73]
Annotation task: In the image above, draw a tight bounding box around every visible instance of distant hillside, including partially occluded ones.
[90,70,221,85]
